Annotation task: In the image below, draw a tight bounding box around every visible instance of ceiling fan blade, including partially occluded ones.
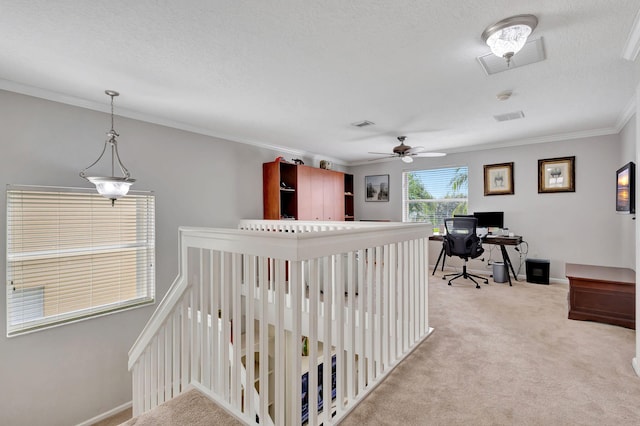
[368,151,396,155]
[415,152,447,158]
[406,146,425,154]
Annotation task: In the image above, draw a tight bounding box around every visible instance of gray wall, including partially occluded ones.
[0,90,293,425]
[351,131,634,280]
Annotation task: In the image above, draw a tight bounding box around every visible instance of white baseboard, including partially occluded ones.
[76,400,132,426]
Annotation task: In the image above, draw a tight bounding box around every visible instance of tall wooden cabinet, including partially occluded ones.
[263,161,348,221]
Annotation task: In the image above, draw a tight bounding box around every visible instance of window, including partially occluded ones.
[402,167,469,232]
[6,186,155,336]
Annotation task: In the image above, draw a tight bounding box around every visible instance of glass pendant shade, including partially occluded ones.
[401,155,414,163]
[86,177,134,200]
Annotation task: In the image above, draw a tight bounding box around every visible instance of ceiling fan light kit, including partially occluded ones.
[80,90,135,205]
[482,14,538,66]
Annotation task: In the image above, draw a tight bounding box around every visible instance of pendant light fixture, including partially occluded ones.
[481,14,538,67]
[80,90,135,205]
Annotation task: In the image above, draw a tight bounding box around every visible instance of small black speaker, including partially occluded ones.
[526,258,550,284]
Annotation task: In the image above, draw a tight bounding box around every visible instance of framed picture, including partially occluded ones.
[616,161,635,214]
[538,156,575,193]
[365,174,389,202]
[483,162,514,196]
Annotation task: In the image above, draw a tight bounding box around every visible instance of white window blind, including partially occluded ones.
[402,167,469,230]
[6,186,155,337]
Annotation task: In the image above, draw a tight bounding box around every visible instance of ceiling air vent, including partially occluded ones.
[494,111,525,122]
[351,120,375,128]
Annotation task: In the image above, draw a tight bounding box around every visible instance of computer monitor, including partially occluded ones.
[473,211,504,229]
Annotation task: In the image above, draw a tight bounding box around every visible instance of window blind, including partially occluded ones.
[6,186,155,336]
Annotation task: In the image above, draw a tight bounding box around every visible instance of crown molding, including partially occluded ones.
[0,79,319,160]
[0,79,630,170]
[622,8,640,61]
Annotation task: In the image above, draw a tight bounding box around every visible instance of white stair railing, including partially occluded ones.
[128,221,433,425]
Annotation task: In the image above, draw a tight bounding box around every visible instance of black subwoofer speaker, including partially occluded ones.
[526,258,550,284]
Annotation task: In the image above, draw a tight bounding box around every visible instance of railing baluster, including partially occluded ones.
[366,248,374,382]
[274,257,285,425]
[222,252,232,402]
[322,255,333,425]
[181,297,189,393]
[211,250,220,394]
[259,255,270,423]
[357,248,365,395]
[375,245,382,377]
[334,252,345,418]
[231,253,242,409]
[246,254,256,419]
[308,258,319,426]
[347,250,356,401]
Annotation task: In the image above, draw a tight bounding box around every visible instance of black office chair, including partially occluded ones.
[442,217,488,289]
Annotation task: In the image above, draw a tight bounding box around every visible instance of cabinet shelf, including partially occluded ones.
[344,173,354,221]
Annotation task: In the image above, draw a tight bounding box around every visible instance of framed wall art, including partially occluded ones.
[538,156,575,193]
[483,162,514,196]
[616,161,635,214]
[365,174,389,202]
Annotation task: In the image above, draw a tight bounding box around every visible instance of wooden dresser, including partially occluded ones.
[565,263,635,329]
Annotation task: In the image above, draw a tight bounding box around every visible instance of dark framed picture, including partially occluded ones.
[483,162,514,196]
[365,174,389,202]
[538,156,575,193]
[616,161,635,214]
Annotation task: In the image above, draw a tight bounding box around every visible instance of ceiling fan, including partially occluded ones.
[368,136,446,163]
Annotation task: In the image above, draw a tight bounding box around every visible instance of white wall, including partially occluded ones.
[0,90,292,426]
[351,133,631,280]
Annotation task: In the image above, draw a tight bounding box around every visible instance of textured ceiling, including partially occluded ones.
[0,1,638,164]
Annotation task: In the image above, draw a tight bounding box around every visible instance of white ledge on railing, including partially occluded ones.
[129,220,433,425]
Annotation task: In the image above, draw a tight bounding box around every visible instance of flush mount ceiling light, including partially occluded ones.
[482,14,538,67]
[80,90,135,205]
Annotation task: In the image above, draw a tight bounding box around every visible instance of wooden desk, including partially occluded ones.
[430,234,523,286]
[565,263,635,329]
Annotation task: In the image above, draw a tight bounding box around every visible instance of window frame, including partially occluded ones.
[6,185,156,337]
[402,166,469,231]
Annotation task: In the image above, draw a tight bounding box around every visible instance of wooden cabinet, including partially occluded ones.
[565,263,636,329]
[263,161,346,221]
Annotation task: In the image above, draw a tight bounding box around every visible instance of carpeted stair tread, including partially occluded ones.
[121,389,242,426]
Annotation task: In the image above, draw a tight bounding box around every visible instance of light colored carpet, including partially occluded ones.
[114,272,640,425]
[341,272,640,425]
[120,389,242,426]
